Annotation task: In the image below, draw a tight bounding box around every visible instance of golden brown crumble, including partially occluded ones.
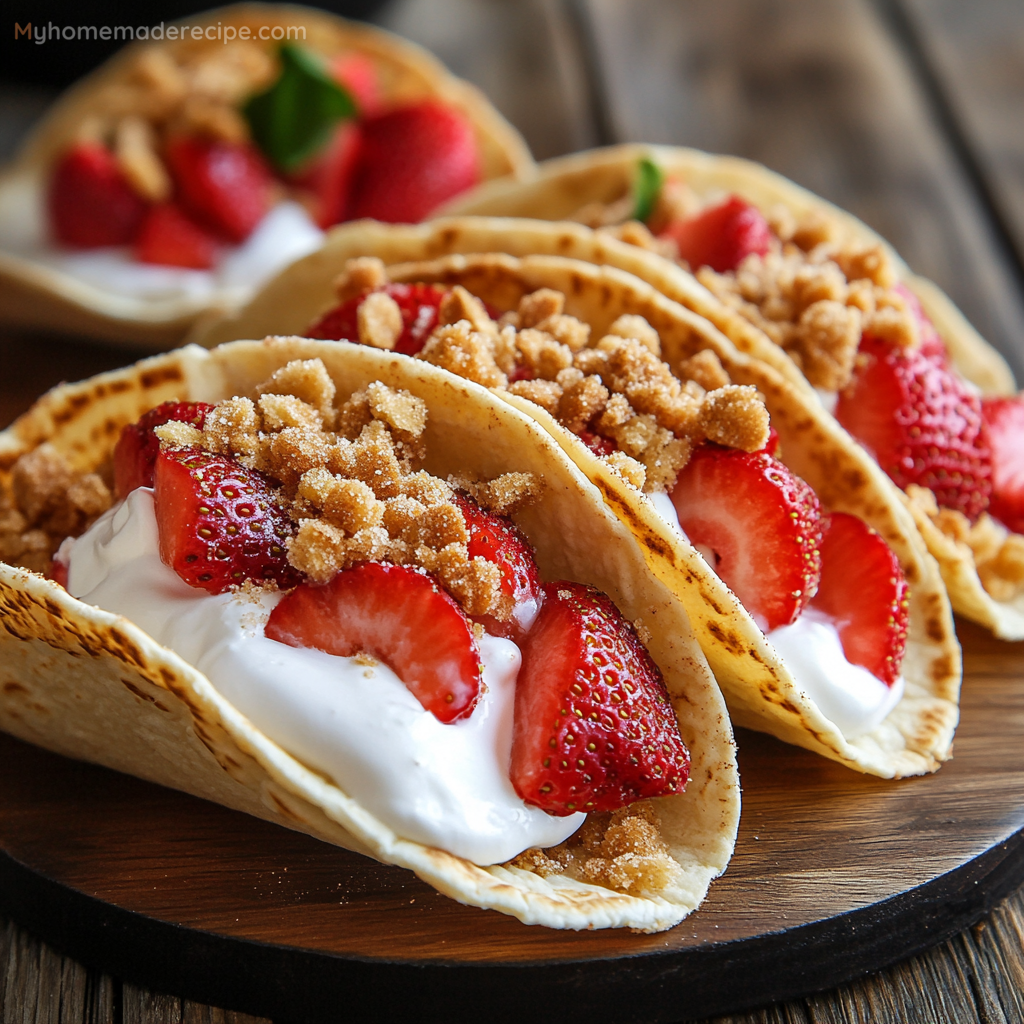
[576,186,920,391]
[0,444,112,573]
[907,485,1024,602]
[152,359,538,624]
[509,802,680,896]
[408,287,771,493]
[335,257,388,302]
[357,291,403,350]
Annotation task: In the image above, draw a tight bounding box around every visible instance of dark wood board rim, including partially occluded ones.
[3,820,1023,1022]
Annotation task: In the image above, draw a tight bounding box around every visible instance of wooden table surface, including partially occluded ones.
[3,0,1024,1021]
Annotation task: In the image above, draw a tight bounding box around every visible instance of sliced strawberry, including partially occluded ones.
[660,195,772,273]
[345,100,480,223]
[153,448,301,594]
[810,512,908,685]
[289,120,362,229]
[670,444,824,631]
[265,562,482,723]
[452,494,543,637]
[982,396,1024,533]
[578,429,617,457]
[136,204,218,269]
[761,426,780,456]
[165,136,273,243]
[836,335,991,520]
[113,401,213,497]
[48,142,148,248]
[891,283,947,361]
[307,282,450,355]
[510,581,689,815]
[331,53,380,115]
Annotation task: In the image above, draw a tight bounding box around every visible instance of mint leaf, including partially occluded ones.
[244,43,357,173]
[632,156,664,224]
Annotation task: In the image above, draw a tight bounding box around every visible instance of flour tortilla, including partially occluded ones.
[445,146,1024,639]
[0,338,738,933]
[0,4,534,349]
[190,222,962,777]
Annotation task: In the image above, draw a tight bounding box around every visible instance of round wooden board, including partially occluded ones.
[2,617,1023,1023]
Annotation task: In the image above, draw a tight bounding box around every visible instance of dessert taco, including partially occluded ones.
[446,146,1024,641]
[0,4,532,348]
[0,338,739,933]
[192,220,961,778]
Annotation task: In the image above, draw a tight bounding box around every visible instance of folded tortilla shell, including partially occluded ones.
[189,221,962,778]
[0,338,738,933]
[0,4,534,349]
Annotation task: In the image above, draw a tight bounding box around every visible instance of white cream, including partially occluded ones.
[649,487,903,738]
[0,183,324,303]
[65,489,584,865]
[768,609,905,738]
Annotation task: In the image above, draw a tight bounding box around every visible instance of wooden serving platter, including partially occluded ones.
[1,617,1023,1024]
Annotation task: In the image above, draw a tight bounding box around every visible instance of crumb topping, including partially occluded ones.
[573,186,918,391]
[907,484,1024,602]
[509,801,680,896]
[150,358,538,624]
[346,274,773,494]
[1,444,112,573]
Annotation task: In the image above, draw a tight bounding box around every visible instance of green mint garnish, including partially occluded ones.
[244,43,357,173]
[632,156,665,224]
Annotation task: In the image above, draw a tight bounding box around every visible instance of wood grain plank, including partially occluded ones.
[577,0,1024,381]
[896,0,1024,281]
[370,0,598,159]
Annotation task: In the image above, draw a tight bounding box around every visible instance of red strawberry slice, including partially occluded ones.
[453,494,543,637]
[670,444,824,631]
[578,429,617,457]
[136,204,218,269]
[982,396,1024,533]
[345,100,480,223]
[836,335,992,520]
[660,195,773,273]
[48,142,148,248]
[265,562,482,723]
[510,581,690,815]
[153,448,301,594]
[289,120,362,229]
[165,136,273,243]
[113,401,213,497]
[331,53,380,115]
[810,512,908,685]
[307,282,450,355]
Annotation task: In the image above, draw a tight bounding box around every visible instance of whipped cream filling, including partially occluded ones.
[649,488,903,739]
[65,489,584,865]
[766,609,905,738]
[0,176,323,303]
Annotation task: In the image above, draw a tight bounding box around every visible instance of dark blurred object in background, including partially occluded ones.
[2,0,390,88]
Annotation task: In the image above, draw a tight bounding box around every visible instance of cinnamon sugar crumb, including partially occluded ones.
[419,321,508,388]
[508,378,563,416]
[606,451,647,491]
[510,802,680,896]
[154,420,204,448]
[334,257,387,301]
[517,288,564,328]
[255,359,336,425]
[907,485,1024,602]
[2,444,112,573]
[608,314,661,356]
[455,472,539,516]
[439,286,497,336]
[357,291,403,350]
[699,385,771,452]
[677,349,730,391]
[257,394,322,432]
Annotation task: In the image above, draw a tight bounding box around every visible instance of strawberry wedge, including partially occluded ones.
[266,562,483,723]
